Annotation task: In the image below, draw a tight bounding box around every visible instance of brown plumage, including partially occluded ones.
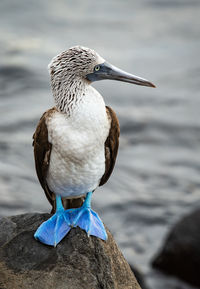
[33,106,120,213]
[99,106,120,186]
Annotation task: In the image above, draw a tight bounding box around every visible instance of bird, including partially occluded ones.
[33,46,155,247]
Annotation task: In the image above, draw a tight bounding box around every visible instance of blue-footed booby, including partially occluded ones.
[33,46,155,246]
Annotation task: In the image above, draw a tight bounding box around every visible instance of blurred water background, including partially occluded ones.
[0,0,200,288]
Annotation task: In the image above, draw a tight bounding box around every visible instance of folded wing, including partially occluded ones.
[33,107,83,213]
[99,106,120,186]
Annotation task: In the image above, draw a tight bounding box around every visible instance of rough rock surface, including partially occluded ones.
[0,213,141,289]
[152,209,200,288]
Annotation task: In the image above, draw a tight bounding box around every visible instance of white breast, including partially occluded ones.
[46,87,110,198]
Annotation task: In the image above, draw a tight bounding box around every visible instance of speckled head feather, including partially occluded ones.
[49,46,104,81]
[48,46,104,113]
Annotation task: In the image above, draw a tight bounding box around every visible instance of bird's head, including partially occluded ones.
[48,46,104,82]
[49,46,155,88]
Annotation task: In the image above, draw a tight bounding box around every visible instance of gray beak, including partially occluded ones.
[86,62,156,88]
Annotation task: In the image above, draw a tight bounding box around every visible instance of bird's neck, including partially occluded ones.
[51,77,87,115]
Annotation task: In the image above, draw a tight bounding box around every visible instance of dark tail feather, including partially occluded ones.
[51,197,85,214]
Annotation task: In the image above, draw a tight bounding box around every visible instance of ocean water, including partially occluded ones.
[0,0,200,288]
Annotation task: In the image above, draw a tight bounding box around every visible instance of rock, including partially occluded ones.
[152,209,200,288]
[0,213,141,289]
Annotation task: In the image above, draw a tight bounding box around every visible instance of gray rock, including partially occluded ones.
[0,213,141,289]
[152,209,200,288]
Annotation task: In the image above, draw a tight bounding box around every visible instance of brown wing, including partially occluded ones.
[33,107,56,212]
[99,106,120,186]
[33,107,84,213]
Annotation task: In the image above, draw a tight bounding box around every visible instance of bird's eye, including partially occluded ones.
[94,65,100,72]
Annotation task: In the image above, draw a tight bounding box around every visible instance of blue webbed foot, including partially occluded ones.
[70,192,107,241]
[34,192,107,246]
[34,196,71,246]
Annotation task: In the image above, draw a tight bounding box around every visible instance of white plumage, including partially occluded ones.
[46,86,110,198]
